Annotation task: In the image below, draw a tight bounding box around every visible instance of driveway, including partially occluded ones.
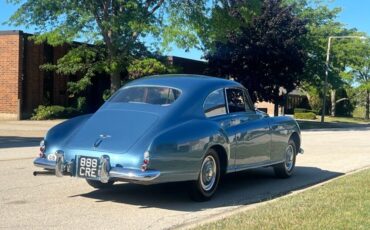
[0,121,370,230]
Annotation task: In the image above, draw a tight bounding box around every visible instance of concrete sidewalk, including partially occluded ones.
[0,120,64,160]
[0,120,64,137]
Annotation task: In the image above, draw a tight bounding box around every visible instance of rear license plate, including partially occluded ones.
[77,156,100,179]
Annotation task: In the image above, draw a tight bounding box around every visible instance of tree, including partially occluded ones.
[160,0,262,54]
[207,0,307,116]
[291,0,361,117]
[127,57,180,80]
[201,0,262,51]
[6,0,202,95]
[344,39,370,119]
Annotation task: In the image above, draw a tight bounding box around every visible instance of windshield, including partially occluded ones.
[109,86,181,105]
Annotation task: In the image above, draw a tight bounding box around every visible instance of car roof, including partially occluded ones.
[124,74,242,93]
[106,74,248,121]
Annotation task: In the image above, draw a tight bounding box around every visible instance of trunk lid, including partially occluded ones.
[67,109,158,153]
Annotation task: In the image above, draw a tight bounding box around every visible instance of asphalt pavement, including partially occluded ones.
[0,121,370,229]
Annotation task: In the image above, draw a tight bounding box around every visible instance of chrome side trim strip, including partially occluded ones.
[233,160,285,173]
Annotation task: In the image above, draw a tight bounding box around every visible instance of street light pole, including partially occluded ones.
[321,37,332,123]
[321,35,367,123]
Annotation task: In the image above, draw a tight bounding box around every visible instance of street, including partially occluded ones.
[0,121,370,230]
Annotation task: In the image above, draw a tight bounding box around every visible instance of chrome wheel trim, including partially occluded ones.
[200,155,217,192]
[285,145,294,171]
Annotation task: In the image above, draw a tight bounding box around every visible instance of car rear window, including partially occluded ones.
[109,86,181,105]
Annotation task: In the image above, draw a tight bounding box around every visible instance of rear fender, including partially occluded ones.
[44,114,92,155]
[148,119,229,183]
[270,116,301,161]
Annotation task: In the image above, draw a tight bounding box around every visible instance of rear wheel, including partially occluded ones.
[86,179,115,189]
[274,139,297,178]
[189,149,220,202]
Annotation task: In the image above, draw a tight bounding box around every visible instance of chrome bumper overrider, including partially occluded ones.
[33,154,160,183]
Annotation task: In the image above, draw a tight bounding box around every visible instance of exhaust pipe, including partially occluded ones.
[33,170,55,176]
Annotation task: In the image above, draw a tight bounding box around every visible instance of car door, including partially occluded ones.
[203,88,239,172]
[224,88,271,170]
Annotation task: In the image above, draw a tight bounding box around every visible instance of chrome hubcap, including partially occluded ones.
[200,155,217,191]
[285,145,294,171]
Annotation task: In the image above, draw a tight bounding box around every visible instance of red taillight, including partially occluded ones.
[39,140,45,153]
[38,140,46,158]
[141,164,148,171]
[141,151,150,171]
[40,146,45,153]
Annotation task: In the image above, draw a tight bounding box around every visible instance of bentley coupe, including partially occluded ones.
[34,75,303,201]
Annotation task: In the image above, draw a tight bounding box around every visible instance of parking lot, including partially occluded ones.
[1,121,370,230]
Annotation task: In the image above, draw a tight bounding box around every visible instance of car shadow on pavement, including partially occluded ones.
[0,136,42,148]
[72,166,343,211]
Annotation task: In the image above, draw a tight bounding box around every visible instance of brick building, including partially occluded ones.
[256,88,309,115]
[0,31,22,120]
[0,30,207,120]
[0,30,75,120]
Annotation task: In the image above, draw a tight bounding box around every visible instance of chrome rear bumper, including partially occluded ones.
[33,154,160,183]
[34,158,56,170]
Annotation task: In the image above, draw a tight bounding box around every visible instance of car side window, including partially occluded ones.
[226,88,247,113]
[204,89,227,117]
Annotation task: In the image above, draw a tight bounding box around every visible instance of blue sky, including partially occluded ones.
[1,0,369,61]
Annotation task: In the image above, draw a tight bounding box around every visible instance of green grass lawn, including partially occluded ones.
[196,168,370,230]
[324,116,370,124]
[297,116,370,130]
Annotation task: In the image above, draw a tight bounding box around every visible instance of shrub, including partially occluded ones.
[31,105,81,120]
[306,86,323,114]
[76,97,87,112]
[294,112,317,120]
[64,107,81,117]
[353,106,366,118]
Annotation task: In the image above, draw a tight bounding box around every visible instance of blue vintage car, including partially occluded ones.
[34,75,303,201]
